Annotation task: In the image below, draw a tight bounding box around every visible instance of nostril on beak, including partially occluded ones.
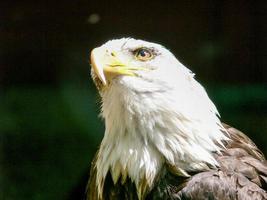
[111,52,116,57]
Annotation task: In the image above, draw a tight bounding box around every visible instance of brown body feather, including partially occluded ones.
[87,124,267,200]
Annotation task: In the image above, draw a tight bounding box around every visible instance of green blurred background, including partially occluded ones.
[1,0,267,199]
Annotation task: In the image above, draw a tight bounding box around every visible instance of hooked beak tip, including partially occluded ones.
[90,48,107,85]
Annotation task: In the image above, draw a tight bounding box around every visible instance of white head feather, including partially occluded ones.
[91,38,228,199]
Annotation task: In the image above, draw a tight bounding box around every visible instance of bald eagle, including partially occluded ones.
[87,38,267,200]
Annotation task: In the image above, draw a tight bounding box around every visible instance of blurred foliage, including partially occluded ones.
[0,85,266,200]
[0,86,104,200]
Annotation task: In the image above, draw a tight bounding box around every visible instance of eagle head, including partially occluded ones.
[91,38,193,93]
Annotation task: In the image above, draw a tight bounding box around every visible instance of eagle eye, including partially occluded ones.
[134,48,154,61]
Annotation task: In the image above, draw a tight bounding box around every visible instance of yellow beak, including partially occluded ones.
[90,47,136,86]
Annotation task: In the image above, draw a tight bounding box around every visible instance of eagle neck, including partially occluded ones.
[95,81,228,199]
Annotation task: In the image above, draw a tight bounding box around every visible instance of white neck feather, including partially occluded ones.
[95,74,228,199]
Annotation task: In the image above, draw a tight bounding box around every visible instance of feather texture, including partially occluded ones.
[87,124,267,200]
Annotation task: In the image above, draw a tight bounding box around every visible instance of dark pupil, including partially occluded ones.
[139,49,147,57]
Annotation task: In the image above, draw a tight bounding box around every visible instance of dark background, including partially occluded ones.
[1,0,267,199]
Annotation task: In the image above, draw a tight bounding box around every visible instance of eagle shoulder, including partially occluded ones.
[156,124,267,200]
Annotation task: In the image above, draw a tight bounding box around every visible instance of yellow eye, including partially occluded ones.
[135,48,154,61]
